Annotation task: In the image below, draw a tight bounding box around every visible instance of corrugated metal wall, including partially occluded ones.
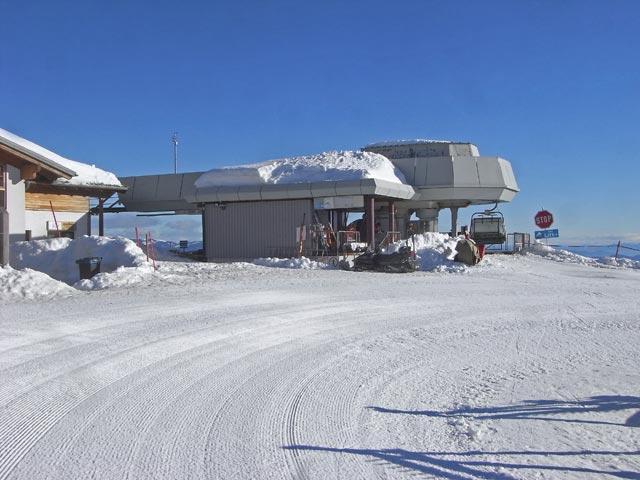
[204,199,313,260]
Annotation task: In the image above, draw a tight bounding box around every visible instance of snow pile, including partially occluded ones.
[10,236,152,285]
[0,127,122,187]
[600,256,640,269]
[526,242,640,269]
[75,265,156,291]
[398,232,470,273]
[526,242,599,265]
[253,233,471,272]
[253,257,330,269]
[195,150,407,187]
[0,266,76,301]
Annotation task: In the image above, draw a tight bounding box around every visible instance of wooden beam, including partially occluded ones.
[25,191,90,212]
[0,143,73,180]
[21,164,40,180]
[26,181,126,198]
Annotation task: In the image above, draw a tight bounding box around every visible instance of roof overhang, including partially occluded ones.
[26,181,128,198]
[186,178,417,204]
[0,139,76,181]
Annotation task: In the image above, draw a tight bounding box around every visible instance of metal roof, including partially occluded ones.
[118,173,417,212]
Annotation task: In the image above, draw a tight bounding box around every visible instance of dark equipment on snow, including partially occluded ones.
[353,246,416,273]
[76,257,103,279]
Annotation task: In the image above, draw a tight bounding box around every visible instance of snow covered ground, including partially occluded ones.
[1,236,639,479]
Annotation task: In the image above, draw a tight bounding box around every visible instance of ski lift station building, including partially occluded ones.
[118,140,519,261]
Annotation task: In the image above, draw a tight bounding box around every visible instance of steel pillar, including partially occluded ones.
[450,207,459,237]
[388,200,396,242]
[367,196,375,247]
[98,198,105,236]
[0,208,8,266]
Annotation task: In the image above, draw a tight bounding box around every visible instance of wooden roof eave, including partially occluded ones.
[26,181,128,198]
[0,142,75,181]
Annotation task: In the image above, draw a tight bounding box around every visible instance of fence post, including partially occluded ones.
[615,240,621,260]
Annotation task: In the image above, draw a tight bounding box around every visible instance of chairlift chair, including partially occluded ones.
[470,210,507,245]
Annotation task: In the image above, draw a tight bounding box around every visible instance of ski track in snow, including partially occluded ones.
[0,255,639,479]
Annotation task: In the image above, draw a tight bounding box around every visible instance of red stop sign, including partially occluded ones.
[535,210,554,229]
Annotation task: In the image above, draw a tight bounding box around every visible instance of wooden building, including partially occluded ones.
[0,128,126,264]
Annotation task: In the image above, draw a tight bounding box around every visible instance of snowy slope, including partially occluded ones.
[0,241,639,479]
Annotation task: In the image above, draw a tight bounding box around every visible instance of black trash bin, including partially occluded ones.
[76,257,103,279]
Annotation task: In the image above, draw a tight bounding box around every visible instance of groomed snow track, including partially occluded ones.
[1,256,639,479]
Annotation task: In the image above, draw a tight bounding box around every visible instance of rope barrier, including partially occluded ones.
[548,241,639,260]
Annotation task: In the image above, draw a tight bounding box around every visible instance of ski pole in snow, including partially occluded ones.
[49,201,61,237]
[135,227,140,247]
[148,232,157,272]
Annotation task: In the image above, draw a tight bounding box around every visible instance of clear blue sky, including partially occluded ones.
[2,0,639,244]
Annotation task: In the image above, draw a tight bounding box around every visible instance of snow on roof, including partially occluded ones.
[195,150,407,188]
[364,139,455,148]
[0,127,122,188]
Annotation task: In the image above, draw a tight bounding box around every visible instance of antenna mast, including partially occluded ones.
[172,132,178,174]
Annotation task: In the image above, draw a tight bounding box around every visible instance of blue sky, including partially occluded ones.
[2,0,639,244]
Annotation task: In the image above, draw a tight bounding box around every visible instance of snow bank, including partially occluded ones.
[253,257,330,270]
[0,266,76,301]
[409,233,470,272]
[526,242,640,269]
[0,127,121,187]
[253,233,470,273]
[75,265,156,291]
[195,150,407,188]
[9,236,637,300]
[10,236,152,285]
[600,256,640,269]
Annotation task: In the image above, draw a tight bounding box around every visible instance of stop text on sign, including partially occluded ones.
[534,210,554,229]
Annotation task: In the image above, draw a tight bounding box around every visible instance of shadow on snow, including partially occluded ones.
[283,396,640,478]
[283,445,640,479]
[368,395,640,428]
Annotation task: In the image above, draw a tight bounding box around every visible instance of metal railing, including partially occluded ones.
[505,232,531,253]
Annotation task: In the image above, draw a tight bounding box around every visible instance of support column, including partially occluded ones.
[388,200,396,242]
[0,208,8,266]
[98,198,105,236]
[450,207,459,237]
[201,208,207,262]
[417,208,439,233]
[367,196,375,247]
